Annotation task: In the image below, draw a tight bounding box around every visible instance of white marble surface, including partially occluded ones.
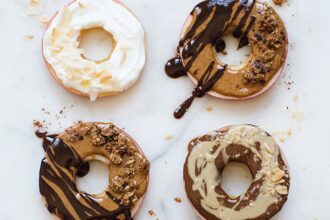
[0,0,329,219]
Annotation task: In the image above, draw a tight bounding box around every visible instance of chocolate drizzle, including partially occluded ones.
[165,56,187,78]
[165,0,257,119]
[237,16,256,49]
[35,131,57,151]
[174,63,226,119]
[39,138,132,220]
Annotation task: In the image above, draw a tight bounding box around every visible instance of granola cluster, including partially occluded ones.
[244,6,285,84]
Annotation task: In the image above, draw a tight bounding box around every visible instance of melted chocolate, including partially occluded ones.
[238,16,256,49]
[215,38,226,53]
[39,138,132,220]
[35,131,57,151]
[165,56,187,78]
[174,63,226,119]
[165,0,257,119]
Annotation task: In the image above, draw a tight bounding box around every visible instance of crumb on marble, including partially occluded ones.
[39,15,50,27]
[174,197,182,203]
[293,95,299,103]
[164,133,173,140]
[291,109,304,121]
[206,106,213,112]
[26,0,44,16]
[148,210,156,216]
[33,119,50,131]
[25,35,34,40]
[42,108,50,115]
[271,128,293,143]
[273,0,286,5]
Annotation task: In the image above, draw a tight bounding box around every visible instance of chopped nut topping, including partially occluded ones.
[266,30,283,49]
[250,60,266,75]
[98,124,118,137]
[125,157,136,166]
[121,190,138,206]
[257,10,277,33]
[139,158,150,174]
[104,142,114,153]
[109,153,123,165]
[261,49,275,61]
[243,71,266,84]
[124,168,136,177]
[110,176,128,193]
[271,169,285,182]
[275,185,288,195]
[67,133,83,142]
[91,135,106,146]
[88,125,100,136]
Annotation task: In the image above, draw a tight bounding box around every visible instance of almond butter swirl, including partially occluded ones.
[184,125,290,220]
[38,122,150,220]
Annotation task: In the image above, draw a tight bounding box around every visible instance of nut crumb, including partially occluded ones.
[293,95,299,103]
[33,120,43,130]
[148,210,156,216]
[271,129,293,143]
[273,0,285,5]
[25,35,34,40]
[275,185,288,195]
[164,134,173,140]
[206,106,213,112]
[271,169,285,182]
[26,0,44,16]
[291,110,304,121]
[39,15,50,27]
[174,197,182,203]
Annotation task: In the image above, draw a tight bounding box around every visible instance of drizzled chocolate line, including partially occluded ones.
[35,131,58,151]
[233,0,256,38]
[180,1,235,70]
[39,137,132,220]
[238,16,256,49]
[166,0,257,119]
[165,56,187,78]
[174,63,226,119]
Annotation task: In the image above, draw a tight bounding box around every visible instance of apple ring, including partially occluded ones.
[166,0,288,118]
[184,124,290,220]
[38,122,150,220]
[43,0,146,101]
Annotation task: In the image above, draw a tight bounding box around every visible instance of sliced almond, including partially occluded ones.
[275,185,288,195]
[271,169,285,182]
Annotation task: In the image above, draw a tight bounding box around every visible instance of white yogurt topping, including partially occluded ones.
[43,0,146,100]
